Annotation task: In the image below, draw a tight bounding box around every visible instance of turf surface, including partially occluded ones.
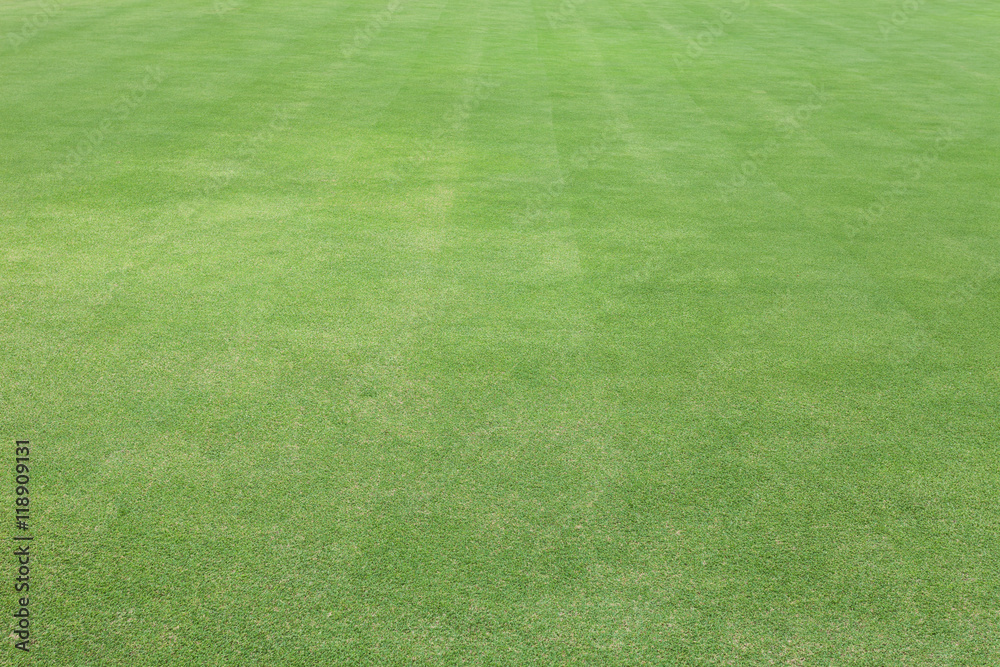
[2,0,999,664]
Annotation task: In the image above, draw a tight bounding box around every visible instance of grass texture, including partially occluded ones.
[2,0,999,664]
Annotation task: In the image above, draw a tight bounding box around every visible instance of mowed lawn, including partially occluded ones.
[2,0,999,664]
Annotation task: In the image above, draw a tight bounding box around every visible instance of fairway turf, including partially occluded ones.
[2,0,999,664]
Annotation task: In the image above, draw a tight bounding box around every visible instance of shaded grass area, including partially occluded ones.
[1,0,999,663]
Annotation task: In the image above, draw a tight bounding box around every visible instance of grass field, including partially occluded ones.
[2,0,999,664]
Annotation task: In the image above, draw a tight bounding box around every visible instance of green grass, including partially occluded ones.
[2,0,999,664]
